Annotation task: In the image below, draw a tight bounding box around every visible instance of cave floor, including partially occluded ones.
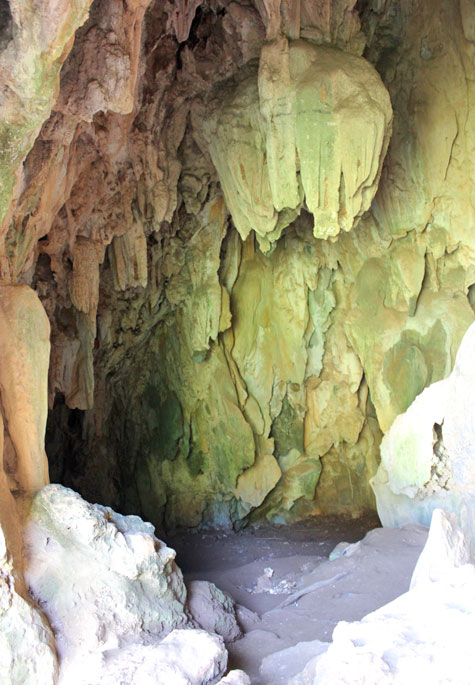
[168,515,428,683]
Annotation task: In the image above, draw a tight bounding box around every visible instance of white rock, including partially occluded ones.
[24,485,192,680]
[328,540,361,561]
[187,580,242,642]
[295,563,475,684]
[261,639,329,684]
[0,525,57,685]
[217,669,251,684]
[288,654,328,685]
[411,508,471,589]
[372,321,475,549]
[98,629,226,685]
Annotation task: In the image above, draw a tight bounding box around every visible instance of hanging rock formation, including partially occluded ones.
[0,2,474,682]
[205,37,392,248]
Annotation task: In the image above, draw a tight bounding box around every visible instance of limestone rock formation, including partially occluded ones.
[205,38,392,248]
[187,580,242,642]
[24,484,192,680]
[410,508,471,589]
[218,670,251,685]
[0,0,94,235]
[0,285,51,579]
[0,2,473,682]
[21,483,249,683]
[0,523,58,684]
[292,509,475,685]
[94,629,227,685]
[0,0,473,534]
[0,286,50,494]
[372,321,475,546]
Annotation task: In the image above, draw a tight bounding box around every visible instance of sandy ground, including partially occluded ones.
[169,515,428,684]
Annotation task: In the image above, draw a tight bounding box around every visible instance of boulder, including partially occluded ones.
[24,485,191,679]
[187,580,242,642]
[97,629,227,685]
[0,524,57,684]
[218,669,251,684]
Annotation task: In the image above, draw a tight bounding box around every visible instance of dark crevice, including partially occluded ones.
[176,5,215,69]
[46,394,86,486]
[0,0,13,52]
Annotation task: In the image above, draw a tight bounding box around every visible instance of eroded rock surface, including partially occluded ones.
[187,580,242,642]
[372,321,475,547]
[24,485,192,680]
[0,0,473,533]
[205,38,392,247]
[96,630,227,685]
[0,524,57,685]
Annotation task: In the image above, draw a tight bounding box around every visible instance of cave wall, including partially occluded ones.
[0,0,474,530]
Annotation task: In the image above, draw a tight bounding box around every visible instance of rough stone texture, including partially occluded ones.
[372,321,475,547]
[24,485,191,679]
[0,523,58,684]
[187,580,242,642]
[0,0,473,531]
[292,510,475,685]
[205,38,392,248]
[0,286,50,494]
[410,508,471,589]
[91,630,227,685]
[0,0,94,261]
[261,639,329,683]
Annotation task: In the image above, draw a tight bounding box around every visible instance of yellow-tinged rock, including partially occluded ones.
[205,39,392,247]
[235,436,282,508]
[0,285,50,494]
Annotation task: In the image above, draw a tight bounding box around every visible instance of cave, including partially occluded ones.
[1,0,475,683]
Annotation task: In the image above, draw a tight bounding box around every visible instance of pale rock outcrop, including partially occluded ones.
[0,285,51,582]
[0,522,57,685]
[292,509,475,684]
[0,0,93,249]
[372,321,475,547]
[218,669,251,684]
[410,509,471,589]
[24,485,192,680]
[187,580,242,642]
[91,629,227,685]
[261,639,329,684]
